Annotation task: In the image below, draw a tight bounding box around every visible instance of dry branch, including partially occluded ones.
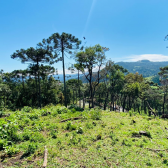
[60,117,82,123]
[145,148,167,152]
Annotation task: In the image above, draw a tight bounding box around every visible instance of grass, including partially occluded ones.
[1,105,168,167]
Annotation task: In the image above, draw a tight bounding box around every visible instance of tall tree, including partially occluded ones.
[43,32,81,107]
[11,47,55,108]
[75,44,107,108]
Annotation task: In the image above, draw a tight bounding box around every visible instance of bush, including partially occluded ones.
[30,132,45,143]
[22,106,32,113]
[0,111,4,117]
[0,139,6,150]
[68,104,84,112]
[57,107,69,114]
[0,122,20,142]
[41,109,49,116]
[66,122,77,131]
[90,108,102,120]
[50,130,57,139]
[76,127,83,134]
[23,143,38,157]
[28,113,39,120]
[5,145,19,156]
[85,123,93,129]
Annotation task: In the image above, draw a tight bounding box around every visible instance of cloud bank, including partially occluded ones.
[123,54,168,62]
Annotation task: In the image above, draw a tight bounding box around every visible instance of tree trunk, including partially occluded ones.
[78,70,81,108]
[104,92,109,110]
[163,93,165,114]
[144,100,146,114]
[61,40,67,107]
[83,93,85,109]
[123,96,126,112]
[38,68,41,108]
[73,89,74,104]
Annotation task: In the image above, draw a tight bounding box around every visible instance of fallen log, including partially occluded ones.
[42,146,48,168]
[145,148,167,152]
[60,117,83,123]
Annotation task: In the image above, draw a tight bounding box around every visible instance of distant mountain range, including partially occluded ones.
[116,60,168,77]
[54,60,168,84]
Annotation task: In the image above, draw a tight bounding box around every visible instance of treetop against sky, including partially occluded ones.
[1,0,168,73]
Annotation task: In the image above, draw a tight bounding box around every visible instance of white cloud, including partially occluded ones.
[123,54,168,62]
[56,69,72,75]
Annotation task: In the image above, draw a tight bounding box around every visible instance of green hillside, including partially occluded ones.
[116,60,168,77]
[1,105,168,167]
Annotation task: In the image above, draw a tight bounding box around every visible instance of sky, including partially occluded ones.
[1,0,168,73]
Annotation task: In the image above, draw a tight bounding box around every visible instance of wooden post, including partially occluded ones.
[43,146,48,167]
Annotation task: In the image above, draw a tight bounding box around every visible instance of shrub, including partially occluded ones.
[66,122,77,131]
[0,139,6,150]
[22,106,32,113]
[0,122,20,142]
[85,123,93,129]
[50,130,57,139]
[52,110,58,117]
[90,108,102,120]
[23,143,38,157]
[96,133,102,140]
[28,113,39,120]
[68,104,84,112]
[0,111,4,118]
[76,127,83,134]
[57,107,69,114]
[41,109,50,116]
[30,132,45,143]
[5,145,19,156]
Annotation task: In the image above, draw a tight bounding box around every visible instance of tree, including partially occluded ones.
[43,32,81,107]
[11,46,55,108]
[75,44,107,108]
[0,71,11,109]
[100,60,127,110]
[66,79,82,104]
[158,66,168,114]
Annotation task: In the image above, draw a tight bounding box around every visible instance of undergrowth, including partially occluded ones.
[0,105,168,167]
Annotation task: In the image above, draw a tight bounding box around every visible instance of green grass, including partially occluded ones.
[1,105,168,167]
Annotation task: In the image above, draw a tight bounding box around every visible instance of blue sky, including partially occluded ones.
[1,0,168,73]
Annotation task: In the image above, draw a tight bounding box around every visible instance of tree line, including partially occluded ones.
[0,32,168,116]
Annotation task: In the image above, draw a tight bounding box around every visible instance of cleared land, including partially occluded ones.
[1,106,168,167]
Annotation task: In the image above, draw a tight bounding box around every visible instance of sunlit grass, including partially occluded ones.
[1,105,168,167]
